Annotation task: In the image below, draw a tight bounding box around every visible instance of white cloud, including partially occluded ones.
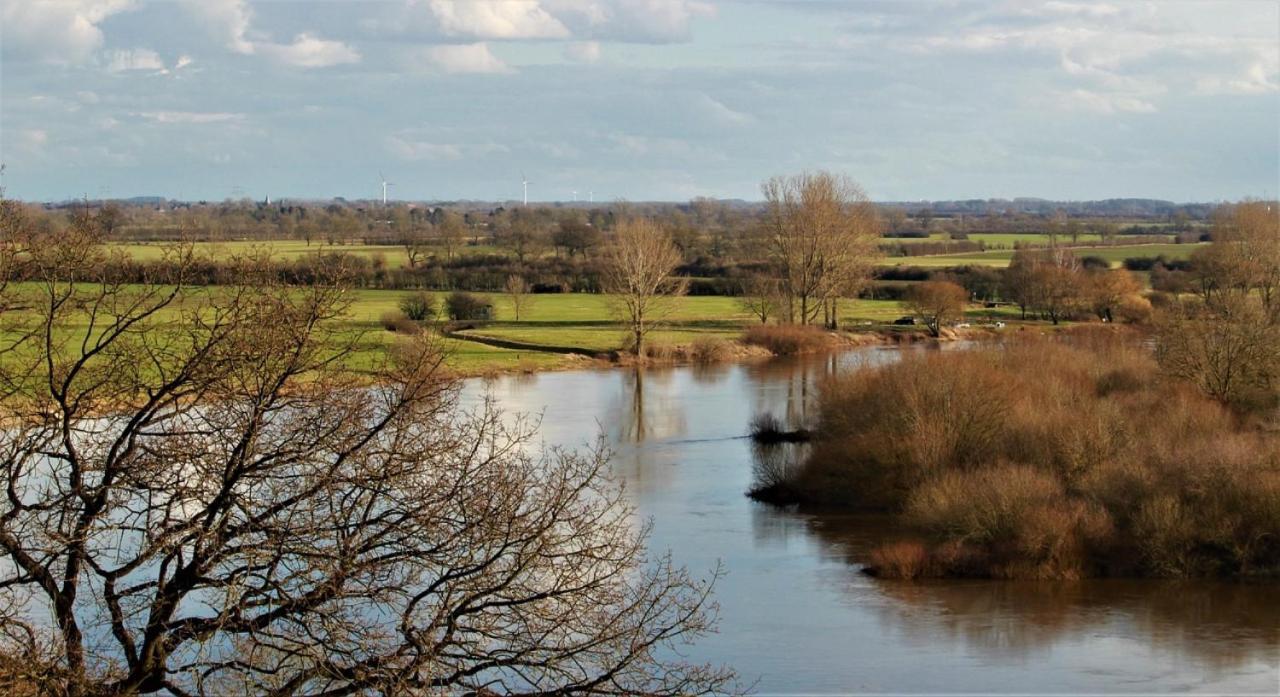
[186,0,255,54]
[135,111,246,124]
[184,0,359,68]
[417,43,511,74]
[105,48,165,72]
[899,3,1279,113]
[564,40,601,63]
[1,0,137,64]
[371,0,711,44]
[542,0,715,43]
[1038,2,1122,19]
[424,0,569,39]
[175,55,194,70]
[1195,61,1280,96]
[258,34,361,68]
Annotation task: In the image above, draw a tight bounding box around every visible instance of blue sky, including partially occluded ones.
[2,0,1277,203]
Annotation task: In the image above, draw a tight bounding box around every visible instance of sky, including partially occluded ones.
[1,0,1277,203]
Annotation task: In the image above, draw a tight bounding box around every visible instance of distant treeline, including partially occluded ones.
[22,195,1214,252]
[877,197,1217,219]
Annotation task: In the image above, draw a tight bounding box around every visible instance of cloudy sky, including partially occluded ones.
[1,0,1277,203]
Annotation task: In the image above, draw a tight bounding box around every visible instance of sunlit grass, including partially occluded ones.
[879,243,1203,268]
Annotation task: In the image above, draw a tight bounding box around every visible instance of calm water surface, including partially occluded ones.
[460,346,1280,695]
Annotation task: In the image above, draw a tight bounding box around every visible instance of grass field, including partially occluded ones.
[113,240,505,267]
[347,292,913,356]
[880,242,1203,268]
[881,233,1162,247]
[116,238,1200,274]
[83,239,1189,372]
[10,285,912,375]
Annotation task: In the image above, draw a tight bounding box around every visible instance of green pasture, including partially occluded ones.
[882,232,1163,247]
[0,277,1046,378]
[879,243,1203,268]
[113,240,505,266]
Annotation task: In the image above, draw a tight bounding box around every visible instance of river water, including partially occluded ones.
[459,346,1280,694]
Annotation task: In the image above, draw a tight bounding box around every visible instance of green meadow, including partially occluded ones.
[881,232,1160,247]
[113,240,504,267]
[879,242,1203,268]
[75,238,1200,373]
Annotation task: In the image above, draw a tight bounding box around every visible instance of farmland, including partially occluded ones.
[880,242,1203,268]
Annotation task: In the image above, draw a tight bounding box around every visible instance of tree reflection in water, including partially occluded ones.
[614,367,686,444]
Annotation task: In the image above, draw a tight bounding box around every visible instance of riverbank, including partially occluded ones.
[439,321,1004,379]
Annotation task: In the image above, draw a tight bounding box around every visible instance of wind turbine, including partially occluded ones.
[521,172,531,206]
[588,190,593,203]
[379,172,394,205]
[571,190,578,202]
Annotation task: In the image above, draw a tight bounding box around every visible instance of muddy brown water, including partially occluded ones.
[459,346,1280,694]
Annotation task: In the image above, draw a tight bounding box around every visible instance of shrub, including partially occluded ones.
[767,333,1280,579]
[749,413,812,444]
[742,324,837,356]
[398,292,437,323]
[868,541,932,580]
[749,413,785,441]
[1113,294,1153,324]
[381,311,421,335]
[689,337,735,363]
[632,341,680,361]
[445,292,493,321]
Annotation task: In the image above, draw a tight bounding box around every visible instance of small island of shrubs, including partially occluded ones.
[752,329,1280,580]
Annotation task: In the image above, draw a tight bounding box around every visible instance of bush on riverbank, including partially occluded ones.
[742,324,840,355]
[774,331,1280,579]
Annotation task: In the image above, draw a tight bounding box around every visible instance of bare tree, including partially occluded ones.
[435,210,466,261]
[403,222,431,269]
[761,172,880,326]
[738,274,782,325]
[1156,296,1279,410]
[1003,248,1083,324]
[0,230,731,696]
[601,218,687,356]
[905,280,968,337]
[504,273,533,321]
[1083,269,1142,322]
[496,216,547,263]
[1206,200,1280,316]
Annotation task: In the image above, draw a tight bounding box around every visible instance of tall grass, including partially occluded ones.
[742,324,839,356]
[780,330,1280,579]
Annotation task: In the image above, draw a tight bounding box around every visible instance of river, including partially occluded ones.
[460,346,1279,694]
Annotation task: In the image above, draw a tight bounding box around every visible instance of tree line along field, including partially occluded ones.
[111,238,1203,269]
